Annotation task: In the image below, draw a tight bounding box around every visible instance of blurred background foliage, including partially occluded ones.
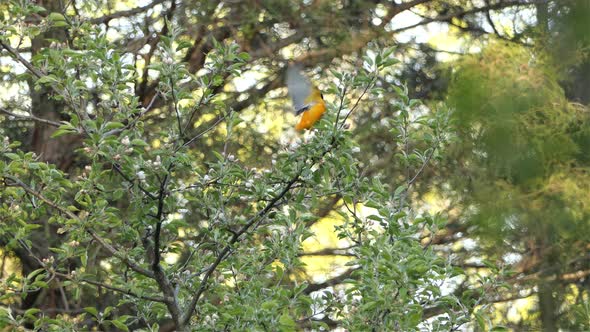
[1,0,589,331]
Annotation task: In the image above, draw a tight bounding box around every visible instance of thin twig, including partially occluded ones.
[112,163,157,200]
[0,40,45,78]
[54,271,169,302]
[339,77,375,129]
[407,146,437,186]
[178,112,229,151]
[391,0,537,34]
[169,76,183,138]
[333,80,348,133]
[0,108,62,127]
[484,0,501,37]
[88,0,168,24]
[102,91,160,137]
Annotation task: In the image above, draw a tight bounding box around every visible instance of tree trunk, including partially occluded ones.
[29,0,80,170]
[538,280,558,332]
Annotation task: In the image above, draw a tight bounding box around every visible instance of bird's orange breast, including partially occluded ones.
[295,102,326,131]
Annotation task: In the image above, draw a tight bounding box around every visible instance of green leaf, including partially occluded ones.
[278,313,296,332]
[261,300,277,310]
[238,52,251,61]
[177,40,193,51]
[24,308,41,319]
[104,122,125,131]
[4,153,20,160]
[37,74,59,85]
[110,319,129,331]
[84,307,99,317]
[131,139,148,146]
[31,280,48,288]
[26,268,45,280]
[474,311,486,329]
[52,20,70,28]
[394,185,407,197]
[47,12,66,22]
[51,123,78,138]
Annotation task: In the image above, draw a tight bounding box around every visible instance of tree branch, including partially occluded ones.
[88,0,168,24]
[2,175,155,278]
[181,171,302,325]
[178,112,229,151]
[299,247,356,257]
[54,271,169,303]
[0,40,45,78]
[304,267,359,294]
[391,0,538,34]
[0,108,62,127]
[150,166,183,327]
[112,163,157,200]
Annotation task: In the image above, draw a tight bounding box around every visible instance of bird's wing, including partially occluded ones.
[286,65,312,114]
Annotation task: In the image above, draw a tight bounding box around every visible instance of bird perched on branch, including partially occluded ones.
[286,64,326,131]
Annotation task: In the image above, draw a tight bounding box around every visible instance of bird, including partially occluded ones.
[286,65,326,131]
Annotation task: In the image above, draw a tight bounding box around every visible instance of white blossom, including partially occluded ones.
[153,155,162,166]
[136,170,146,181]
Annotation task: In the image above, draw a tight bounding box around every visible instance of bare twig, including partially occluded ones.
[408,146,437,186]
[339,77,375,129]
[169,76,183,138]
[112,163,157,200]
[333,80,348,133]
[391,0,537,34]
[0,40,45,78]
[54,272,169,303]
[0,108,62,127]
[88,0,168,24]
[102,91,160,137]
[484,0,502,37]
[303,267,359,294]
[299,247,356,257]
[177,112,229,151]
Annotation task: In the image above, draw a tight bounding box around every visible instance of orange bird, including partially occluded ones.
[286,65,326,131]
